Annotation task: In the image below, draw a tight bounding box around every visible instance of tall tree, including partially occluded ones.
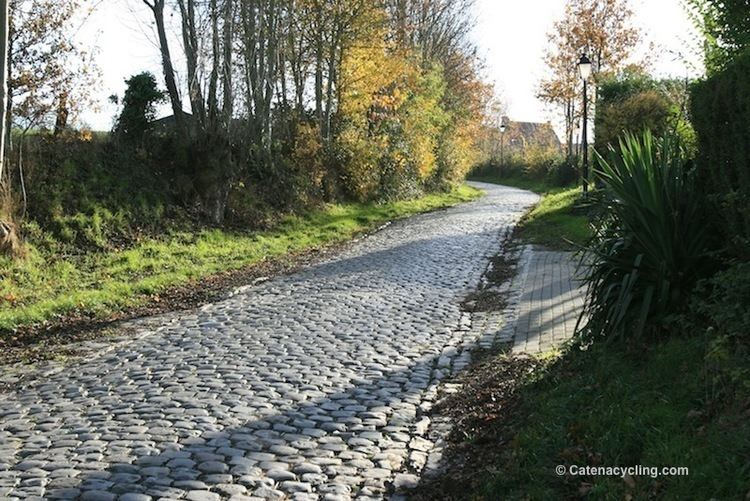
[0,0,7,183]
[7,0,98,136]
[0,0,18,257]
[538,0,640,157]
[142,0,186,138]
[685,0,750,73]
[143,0,238,223]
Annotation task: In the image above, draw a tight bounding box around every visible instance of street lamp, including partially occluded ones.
[499,121,507,175]
[578,53,592,197]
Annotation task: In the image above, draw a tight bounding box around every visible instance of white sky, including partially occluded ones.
[78,0,704,131]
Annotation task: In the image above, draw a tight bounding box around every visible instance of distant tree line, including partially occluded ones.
[136,0,491,223]
[0,0,493,256]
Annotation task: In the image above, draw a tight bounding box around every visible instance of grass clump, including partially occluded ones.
[517,186,591,249]
[0,185,480,332]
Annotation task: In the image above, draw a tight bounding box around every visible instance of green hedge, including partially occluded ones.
[691,50,750,258]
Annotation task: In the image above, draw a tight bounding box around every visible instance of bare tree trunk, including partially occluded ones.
[314,4,324,134]
[143,0,186,139]
[293,33,304,112]
[178,0,206,128]
[263,0,278,148]
[221,0,234,128]
[242,0,260,143]
[565,99,573,158]
[0,0,20,258]
[3,65,10,159]
[395,0,407,45]
[208,0,220,127]
[53,90,69,136]
[323,33,337,141]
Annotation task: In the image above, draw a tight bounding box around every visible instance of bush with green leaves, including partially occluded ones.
[522,146,562,180]
[113,72,164,144]
[579,130,710,339]
[691,261,750,343]
[686,0,750,73]
[546,157,578,186]
[595,69,695,154]
[691,49,750,259]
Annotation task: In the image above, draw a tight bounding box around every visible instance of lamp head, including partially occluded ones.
[578,53,592,80]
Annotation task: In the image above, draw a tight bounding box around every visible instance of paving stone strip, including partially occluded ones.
[512,250,586,354]
[0,182,538,500]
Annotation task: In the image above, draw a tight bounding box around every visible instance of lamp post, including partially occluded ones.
[578,53,592,197]
[499,121,507,175]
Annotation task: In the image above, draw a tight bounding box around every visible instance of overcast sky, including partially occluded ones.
[78,0,704,131]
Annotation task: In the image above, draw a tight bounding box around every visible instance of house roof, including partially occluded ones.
[502,117,562,152]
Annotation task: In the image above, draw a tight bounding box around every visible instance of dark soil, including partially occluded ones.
[460,241,519,314]
[408,349,543,500]
[484,251,519,286]
[461,290,507,312]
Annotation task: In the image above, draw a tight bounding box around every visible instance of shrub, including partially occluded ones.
[547,157,578,186]
[113,72,164,144]
[690,49,750,259]
[691,261,750,343]
[523,145,561,180]
[595,70,695,154]
[332,123,381,202]
[579,131,710,339]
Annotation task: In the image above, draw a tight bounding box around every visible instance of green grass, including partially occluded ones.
[469,174,592,249]
[518,187,592,249]
[0,185,481,332]
[480,336,750,500]
[469,173,557,194]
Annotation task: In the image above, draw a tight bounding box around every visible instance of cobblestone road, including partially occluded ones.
[0,183,538,501]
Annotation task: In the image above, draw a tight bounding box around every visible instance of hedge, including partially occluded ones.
[691,50,750,259]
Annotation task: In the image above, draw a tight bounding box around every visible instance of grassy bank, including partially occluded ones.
[413,335,750,500]
[480,337,750,499]
[470,174,555,194]
[0,185,481,332]
[470,174,592,249]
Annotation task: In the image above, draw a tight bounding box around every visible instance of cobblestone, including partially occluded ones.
[0,182,537,499]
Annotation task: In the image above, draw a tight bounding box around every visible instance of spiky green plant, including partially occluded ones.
[578,130,709,339]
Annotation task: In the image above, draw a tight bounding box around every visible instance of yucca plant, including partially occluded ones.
[578,130,709,339]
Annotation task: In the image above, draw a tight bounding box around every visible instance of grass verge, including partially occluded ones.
[470,174,556,194]
[413,336,750,500]
[481,337,750,500]
[518,187,592,249]
[470,174,592,249]
[0,185,481,333]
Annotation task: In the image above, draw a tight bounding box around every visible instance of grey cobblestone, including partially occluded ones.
[0,182,537,499]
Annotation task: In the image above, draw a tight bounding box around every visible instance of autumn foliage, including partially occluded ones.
[0,0,493,247]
